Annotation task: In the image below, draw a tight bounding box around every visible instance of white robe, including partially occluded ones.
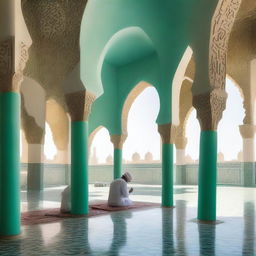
[108,178,133,207]
[60,186,71,213]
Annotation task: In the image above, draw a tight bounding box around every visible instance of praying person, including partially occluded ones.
[108,172,134,207]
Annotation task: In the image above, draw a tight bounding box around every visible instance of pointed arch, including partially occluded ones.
[172,46,194,126]
[122,81,156,134]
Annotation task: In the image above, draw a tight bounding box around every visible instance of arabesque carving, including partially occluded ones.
[158,123,178,144]
[110,134,128,149]
[22,0,88,109]
[209,0,242,89]
[0,38,29,92]
[65,90,96,121]
[0,38,14,92]
[193,89,227,131]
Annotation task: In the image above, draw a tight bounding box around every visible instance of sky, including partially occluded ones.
[41,78,245,163]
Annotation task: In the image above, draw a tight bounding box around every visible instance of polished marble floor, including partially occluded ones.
[0,185,255,255]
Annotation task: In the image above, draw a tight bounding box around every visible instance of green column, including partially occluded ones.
[162,144,173,207]
[198,130,217,221]
[71,121,89,215]
[114,148,122,179]
[0,92,21,236]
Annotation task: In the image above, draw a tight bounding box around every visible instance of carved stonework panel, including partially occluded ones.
[209,0,242,89]
[158,123,178,144]
[0,37,14,91]
[239,124,256,139]
[22,0,88,107]
[110,134,128,149]
[65,90,96,121]
[13,42,30,92]
[37,1,66,39]
[0,38,30,92]
[193,89,227,131]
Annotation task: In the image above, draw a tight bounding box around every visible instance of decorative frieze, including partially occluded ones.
[209,0,242,89]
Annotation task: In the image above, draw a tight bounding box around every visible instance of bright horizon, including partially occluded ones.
[89,78,246,164]
[36,78,247,163]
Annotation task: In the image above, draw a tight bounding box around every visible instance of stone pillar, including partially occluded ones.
[175,136,188,185]
[0,37,30,236]
[110,134,127,179]
[193,89,227,221]
[239,124,256,187]
[158,123,177,207]
[65,90,95,215]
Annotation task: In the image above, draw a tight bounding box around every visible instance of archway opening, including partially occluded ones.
[124,86,160,163]
[44,123,57,161]
[89,127,113,165]
[218,78,244,162]
[186,78,244,162]
[186,109,200,163]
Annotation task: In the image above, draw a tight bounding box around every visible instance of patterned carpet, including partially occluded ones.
[21,201,160,225]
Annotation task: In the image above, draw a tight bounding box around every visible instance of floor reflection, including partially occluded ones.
[0,186,254,256]
[108,211,132,255]
[198,222,216,256]
[176,200,187,255]
[243,201,255,256]
[26,190,44,211]
[162,208,175,255]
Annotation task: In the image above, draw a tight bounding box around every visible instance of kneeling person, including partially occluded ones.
[108,172,133,207]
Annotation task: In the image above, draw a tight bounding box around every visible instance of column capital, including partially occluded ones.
[193,89,227,131]
[175,136,188,150]
[158,123,177,144]
[65,90,96,122]
[239,124,256,139]
[110,134,127,149]
[0,37,29,92]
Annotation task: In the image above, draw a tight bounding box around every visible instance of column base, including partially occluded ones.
[191,218,224,225]
[0,234,21,240]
